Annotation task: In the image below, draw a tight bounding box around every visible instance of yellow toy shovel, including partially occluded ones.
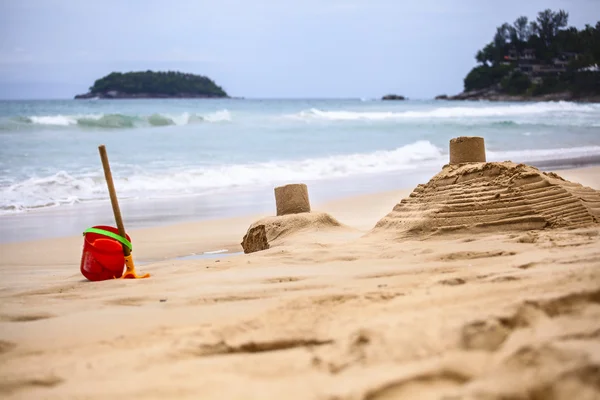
[98,145,150,279]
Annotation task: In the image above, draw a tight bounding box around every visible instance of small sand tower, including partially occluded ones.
[274,183,311,216]
[449,136,486,164]
[242,183,342,253]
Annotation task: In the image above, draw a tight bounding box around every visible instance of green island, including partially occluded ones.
[444,9,600,101]
[74,71,228,99]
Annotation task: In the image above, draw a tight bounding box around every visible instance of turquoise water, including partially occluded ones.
[1,98,600,241]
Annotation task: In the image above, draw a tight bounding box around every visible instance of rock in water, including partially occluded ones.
[381,94,406,100]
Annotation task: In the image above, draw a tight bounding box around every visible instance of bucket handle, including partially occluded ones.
[83,228,133,251]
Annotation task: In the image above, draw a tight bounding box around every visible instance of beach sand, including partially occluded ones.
[0,165,599,399]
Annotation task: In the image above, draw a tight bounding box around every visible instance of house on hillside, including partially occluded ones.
[503,47,580,78]
[578,64,599,72]
[522,49,536,60]
[503,48,536,62]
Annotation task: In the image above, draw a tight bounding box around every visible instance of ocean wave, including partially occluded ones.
[6,110,231,130]
[3,141,600,214]
[488,145,600,162]
[0,140,442,213]
[293,102,599,121]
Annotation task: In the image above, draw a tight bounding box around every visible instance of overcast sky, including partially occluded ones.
[1,0,598,99]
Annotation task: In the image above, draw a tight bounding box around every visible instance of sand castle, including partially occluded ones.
[241,184,344,253]
[372,136,600,238]
[242,137,600,251]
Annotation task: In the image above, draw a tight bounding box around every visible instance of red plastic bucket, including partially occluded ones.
[80,226,132,281]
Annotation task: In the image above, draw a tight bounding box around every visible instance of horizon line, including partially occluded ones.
[0,96,441,101]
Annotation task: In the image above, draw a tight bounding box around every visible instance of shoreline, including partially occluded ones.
[1,164,598,264]
[442,90,600,103]
[0,166,441,244]
[74,92,231,100]
[0,186,412,271]
[2,159,600,245]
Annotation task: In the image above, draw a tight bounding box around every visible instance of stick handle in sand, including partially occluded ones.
[98,145,131,257]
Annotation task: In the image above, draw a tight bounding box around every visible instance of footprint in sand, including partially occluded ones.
[189,294,268,305]
[363,371,470,400]
[515,262,536,269]
[180,337,333,358]
[438,278,467,286]
[0,340,16,354]
[357,271,407,280]
[276,284,329,293]
[437,250,516,261]
[106,297,151,306]
[460,288,600,352]
[262,276,306,284]
[0,376,63,395]
[363,291,405,301]
[489,276,521,283]
[0,313,55,322]
[310,294,359,306]
[514,232,539,243]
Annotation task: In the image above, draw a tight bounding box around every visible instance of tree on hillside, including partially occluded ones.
[493,23,512,61]
[508,16,531,53]
[464,9,599,96]
[475,43,496,66]
[513,16,531,43]
[531,9,569,47]
[88,70,228,97]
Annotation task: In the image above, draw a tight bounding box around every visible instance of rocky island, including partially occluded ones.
[381,94,406,100]
[74,71,229,99]
[446,9,600,102]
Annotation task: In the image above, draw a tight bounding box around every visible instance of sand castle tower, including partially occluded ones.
[449,136,486,164]
[274,183,311,216]
[371,136,600,238]
[241,183,343,253]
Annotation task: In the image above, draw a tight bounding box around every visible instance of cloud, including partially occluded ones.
[0,46,220,65]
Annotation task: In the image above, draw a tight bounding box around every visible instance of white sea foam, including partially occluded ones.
[203,109,232,122]
[203,249,228,255]
[0,140,442,213]
[294,101,599,121]
[29,115,79,126]
[19,110,231,129]
[0,171,104,213]
[488,145,600,162]
[4,140,600,214]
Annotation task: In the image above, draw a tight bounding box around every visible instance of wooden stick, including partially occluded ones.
[98,145,130,257]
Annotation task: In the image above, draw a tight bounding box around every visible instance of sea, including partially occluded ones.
[1,98,600,243]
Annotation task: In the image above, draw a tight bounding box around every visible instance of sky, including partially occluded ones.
[1,0,599,100]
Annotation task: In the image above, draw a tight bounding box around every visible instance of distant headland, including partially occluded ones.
[443,9,600,102]
[74,71,229,99]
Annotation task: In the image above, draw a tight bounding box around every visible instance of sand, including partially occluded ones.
[0,166,599,399]
[241,212,347,253]
[373,162,600,237]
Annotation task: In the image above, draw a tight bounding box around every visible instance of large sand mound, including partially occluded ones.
[372,161,600,237]
[241,212,346,253]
